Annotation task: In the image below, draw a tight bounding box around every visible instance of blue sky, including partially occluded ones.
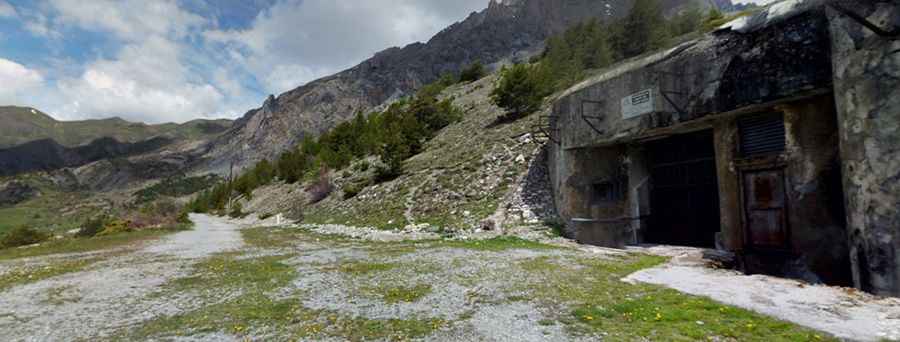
[0,0,773,124]
[0,0,487,123]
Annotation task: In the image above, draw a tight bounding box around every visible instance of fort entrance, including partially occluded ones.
[645,130,720,248]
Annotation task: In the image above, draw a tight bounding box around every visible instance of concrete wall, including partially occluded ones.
[550,8,832,151]
[713,119,743,251]
[548,143,631,246]
[548,7,833,237]
[546,2,864,288]
[714,97,851,286]
[828,2,900,296]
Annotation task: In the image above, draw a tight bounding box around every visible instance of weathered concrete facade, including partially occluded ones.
[828,1,900,296]
[548,0,900,295]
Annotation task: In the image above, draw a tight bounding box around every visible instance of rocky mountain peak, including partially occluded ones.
[200,0,726,174]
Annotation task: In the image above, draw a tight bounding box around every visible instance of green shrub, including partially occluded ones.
[490,63,549,119]
[177,210,191,224]
[97,219,133,236]
[277,148,308,184]
[354,161,371,172]
[618,0,669,58]
[343,181,368,200]
[0,226,48,249]
[374,165,401,184]
[182,73,463,212]
[670,3,704,36]
[459,61,486,83]
[229,202,246,219]
[76,215,110,238]
[132,174,221,204]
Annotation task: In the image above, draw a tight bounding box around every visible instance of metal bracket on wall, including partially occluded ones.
[580,99,606,135]
[653,70,697,117]
[531,114,560,145]
[828,2,900,38]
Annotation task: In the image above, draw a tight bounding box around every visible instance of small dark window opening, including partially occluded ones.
[592,179,625,203]
[739,113,786,157]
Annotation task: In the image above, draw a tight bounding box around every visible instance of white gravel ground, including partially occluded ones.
[1,215,889,341]
[0,214,243,341]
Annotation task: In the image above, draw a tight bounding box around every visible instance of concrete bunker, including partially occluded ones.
[546,0,900,295]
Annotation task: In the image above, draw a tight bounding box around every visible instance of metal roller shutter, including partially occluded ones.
[739,113,786,157]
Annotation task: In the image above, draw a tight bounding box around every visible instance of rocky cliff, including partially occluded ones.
[202,0,721,173]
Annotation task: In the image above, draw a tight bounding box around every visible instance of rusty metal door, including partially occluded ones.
[742,169,790,250]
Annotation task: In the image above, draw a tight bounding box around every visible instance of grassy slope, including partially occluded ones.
[0,174,100,236]
[0,106,232,148]
[299,74,546,231]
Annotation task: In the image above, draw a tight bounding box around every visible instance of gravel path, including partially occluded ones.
[0,216,866,341]
[0,214,243,341]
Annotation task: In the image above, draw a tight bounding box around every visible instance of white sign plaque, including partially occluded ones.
[621,89,654,119]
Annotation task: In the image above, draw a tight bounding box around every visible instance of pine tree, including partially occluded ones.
[490,64,548,118]
[620,0,669,58]
[459,61,486,83]
[671,4,704,36]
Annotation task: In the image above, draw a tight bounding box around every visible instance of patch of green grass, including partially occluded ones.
[41,284,81,305]
[133,252,446,341]
[366,243,421,258]
[0,229,173,260]
[130,254,298,338]
[0,257,101,290]
[367,284,432,304]
[242,226,360,250]
[317,315,447,341]
[337,261,396,275]
[168,254,294,293]
[517,254,837,341]
[0,190,98,236]
[241,227,302,249]
[436,236,561,252]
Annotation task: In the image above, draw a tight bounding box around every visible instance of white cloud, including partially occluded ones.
[205,0,486,94]
[48,0,205,41]
[0,58,44,105]
[13,0,489,123]
[0,1,16,18]
[52,37,227,123]
[33,0,247,123]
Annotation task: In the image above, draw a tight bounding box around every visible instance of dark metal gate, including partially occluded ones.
[647,130,721,247]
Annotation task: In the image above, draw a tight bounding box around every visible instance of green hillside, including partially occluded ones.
[0,106,232,148]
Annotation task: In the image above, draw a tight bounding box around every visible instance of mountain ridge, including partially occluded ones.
[0,106,232,149]
[201,0,724,173]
